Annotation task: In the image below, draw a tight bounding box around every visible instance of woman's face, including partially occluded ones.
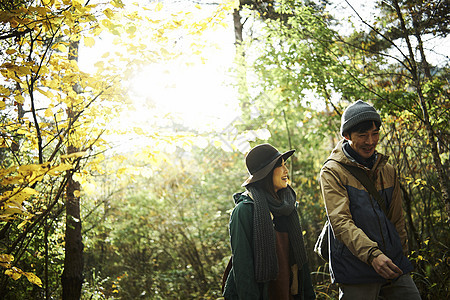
[272,159,289,192]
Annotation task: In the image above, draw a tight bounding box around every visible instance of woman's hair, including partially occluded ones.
[249,157,282,199]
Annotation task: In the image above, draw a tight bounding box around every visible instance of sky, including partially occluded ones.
[80,1,239,135]
[77,0,243,154]
[126,29,238,133]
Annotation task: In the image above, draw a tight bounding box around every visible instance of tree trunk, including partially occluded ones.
[61,39,84,300]
[233,7,243,45]
[44,218,49,300]
[61,170,83,300]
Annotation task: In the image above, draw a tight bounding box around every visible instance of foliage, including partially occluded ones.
[0,0,448,299]
[81,144,242,299]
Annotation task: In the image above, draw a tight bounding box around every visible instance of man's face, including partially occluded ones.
[344,122,379,159]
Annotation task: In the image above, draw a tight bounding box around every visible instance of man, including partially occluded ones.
[320,100,421,299]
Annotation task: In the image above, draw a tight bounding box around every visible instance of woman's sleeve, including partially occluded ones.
[229,202,261,299]
[299,263,316,300]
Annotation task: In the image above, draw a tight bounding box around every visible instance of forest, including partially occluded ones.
[0,0,448,299]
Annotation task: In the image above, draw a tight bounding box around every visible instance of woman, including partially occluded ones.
[223,143,316,300]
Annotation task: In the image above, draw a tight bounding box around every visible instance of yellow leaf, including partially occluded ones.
[15,94,25,104]
[112,0,124,8]
[94,61,104,70]
[133,127,144,135]
[23,272,42,287]
[84,36,95,47]
[60,151,87,160]
[101,19,113,29]
[69,60,78,69]
[16,128,28,135]
[6,49,16,55]
[0,86,10,96]
[47,164,74,175]
[42,0,55,6]
[18,164,43,173]
[228,0,240,9]
[7,187,38,205]
[117,168,127,176]
[5,270,21,280]
[17,220,28,229]
[5,267,22,280]
[160,48,170,57]
[36,6,49,15]
[96,153,105,162]
[37,88,53,98]
[55,43,67,53]
[0,101,5,110]
[74,190,81,197]
[0,254,14,264]
[104,8,114,19]
[155,2,163,11]
[20,187,38,196]
[44,108,53,117]
[126,26,136,35]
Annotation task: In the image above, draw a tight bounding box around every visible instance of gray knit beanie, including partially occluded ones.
[340,100,381,136]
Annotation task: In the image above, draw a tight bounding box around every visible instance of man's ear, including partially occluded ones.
[343,132,351,141]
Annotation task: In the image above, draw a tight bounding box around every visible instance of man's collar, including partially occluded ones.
[342,140,378,169]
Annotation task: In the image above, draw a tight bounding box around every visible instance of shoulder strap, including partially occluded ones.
[325,159,388,215]
[221,257,232,293]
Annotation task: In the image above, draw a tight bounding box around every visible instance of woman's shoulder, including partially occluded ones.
[230,197,253,226]
[231,192,253,218]
[233,191,254,205]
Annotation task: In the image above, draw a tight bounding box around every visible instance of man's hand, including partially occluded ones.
[371,254,403,279]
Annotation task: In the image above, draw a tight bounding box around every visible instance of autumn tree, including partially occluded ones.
[0,0,233,298]
[0,0,128,295]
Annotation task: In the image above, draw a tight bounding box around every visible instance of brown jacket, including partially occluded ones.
[319,139,412,284]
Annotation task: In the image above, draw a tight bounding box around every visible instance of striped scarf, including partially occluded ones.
[247,185,308,282]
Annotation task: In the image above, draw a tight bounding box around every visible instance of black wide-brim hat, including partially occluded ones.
[242,143,295,187]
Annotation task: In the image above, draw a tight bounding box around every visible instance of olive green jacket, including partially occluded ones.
[222,192,315,300]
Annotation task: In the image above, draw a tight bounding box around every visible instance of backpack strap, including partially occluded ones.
[221,257,232,294]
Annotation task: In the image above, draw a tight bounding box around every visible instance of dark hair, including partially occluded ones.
[249,158,282,199]
[344,120,381,136]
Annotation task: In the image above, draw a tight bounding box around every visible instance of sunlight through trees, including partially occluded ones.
[0,0,448,299]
